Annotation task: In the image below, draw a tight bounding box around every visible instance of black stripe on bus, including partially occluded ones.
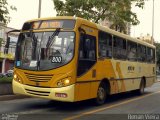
[25,84,51,88]
[111,76,155,81]
[25,89,50,93]
[76,80,100,83]
[76,76,155,83]
[26,92,49,96]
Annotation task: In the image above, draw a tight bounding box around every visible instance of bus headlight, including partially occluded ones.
[13,74,23,84]
[64,79,70,84]
[14,74,17,79]
[57,77,71,87]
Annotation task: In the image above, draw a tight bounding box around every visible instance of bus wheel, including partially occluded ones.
[137,79,145,95]
[94,82,107,105]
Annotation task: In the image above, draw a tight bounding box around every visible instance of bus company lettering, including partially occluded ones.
[128,66,135,73]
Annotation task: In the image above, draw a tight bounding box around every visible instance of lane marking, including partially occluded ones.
[64,90,160,120]
[12,108,51,114]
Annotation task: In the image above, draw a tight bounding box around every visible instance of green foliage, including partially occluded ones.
[53,0,145,34]
[155,43,160,65]
[0,77,13,83]
[0,0,17,24]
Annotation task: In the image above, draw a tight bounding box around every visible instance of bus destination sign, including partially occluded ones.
[22,20,75,30]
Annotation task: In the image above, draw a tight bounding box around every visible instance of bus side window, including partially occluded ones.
[113,36,127,60]
[147,47,155,63]
[137,44,147,62]
[77,33,96,76]
[147,47,152,63]
[127,41,137,61]
[98,31,112,58]
[79,34,96,60]
[152,49,155,63]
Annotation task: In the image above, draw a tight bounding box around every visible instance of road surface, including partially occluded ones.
[1,81,160,120]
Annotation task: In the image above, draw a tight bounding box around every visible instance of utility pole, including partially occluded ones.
[38,0,42,18]
[152,0,155,44]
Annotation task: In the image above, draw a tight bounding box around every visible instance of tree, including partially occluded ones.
[0,0,17,24]
[53,0,145,34]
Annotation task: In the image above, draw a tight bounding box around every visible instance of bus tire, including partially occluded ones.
[94,82,107,105]
[137,79,145,95]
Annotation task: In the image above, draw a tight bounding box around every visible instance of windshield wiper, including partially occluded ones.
[38,28,61,70]
[46,28,61,48]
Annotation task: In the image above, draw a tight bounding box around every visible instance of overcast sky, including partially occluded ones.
[7,0,160,42]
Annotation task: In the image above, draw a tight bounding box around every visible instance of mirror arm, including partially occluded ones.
[78,27,86,34]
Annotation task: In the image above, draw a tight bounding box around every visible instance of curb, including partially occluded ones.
[0,95,31,101]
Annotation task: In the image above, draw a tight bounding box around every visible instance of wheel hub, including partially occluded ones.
[98,87,105,100]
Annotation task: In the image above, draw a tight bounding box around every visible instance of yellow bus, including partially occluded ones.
[13,16,156,105]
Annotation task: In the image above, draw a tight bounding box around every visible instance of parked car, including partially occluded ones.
[5,70,13,77]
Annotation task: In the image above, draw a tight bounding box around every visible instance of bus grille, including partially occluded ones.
[25,89,50,96]
[25,73,53,82]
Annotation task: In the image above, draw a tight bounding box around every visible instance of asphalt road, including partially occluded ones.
[1,81,160,120]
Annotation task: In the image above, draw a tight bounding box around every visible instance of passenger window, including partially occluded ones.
[98,31,112,58]
[147,47,155,63]
[77,33,97,76]
[137,44,147,62]
[79,34,96,60]
[127,41,137,61]
[113,36,127,60]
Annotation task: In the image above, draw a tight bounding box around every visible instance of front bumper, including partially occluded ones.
[12,80,75,102]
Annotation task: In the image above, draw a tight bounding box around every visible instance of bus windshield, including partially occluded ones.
[15,31,75,70]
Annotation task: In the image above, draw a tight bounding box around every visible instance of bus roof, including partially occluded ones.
[25,16,77,23]
[25,16,155,48]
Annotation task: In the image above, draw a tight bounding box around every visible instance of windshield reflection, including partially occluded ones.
[15,31,75,70]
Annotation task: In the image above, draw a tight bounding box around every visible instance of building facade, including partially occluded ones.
[137,34,154,45]
[100,18,131,35]
[0,22,18,73]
